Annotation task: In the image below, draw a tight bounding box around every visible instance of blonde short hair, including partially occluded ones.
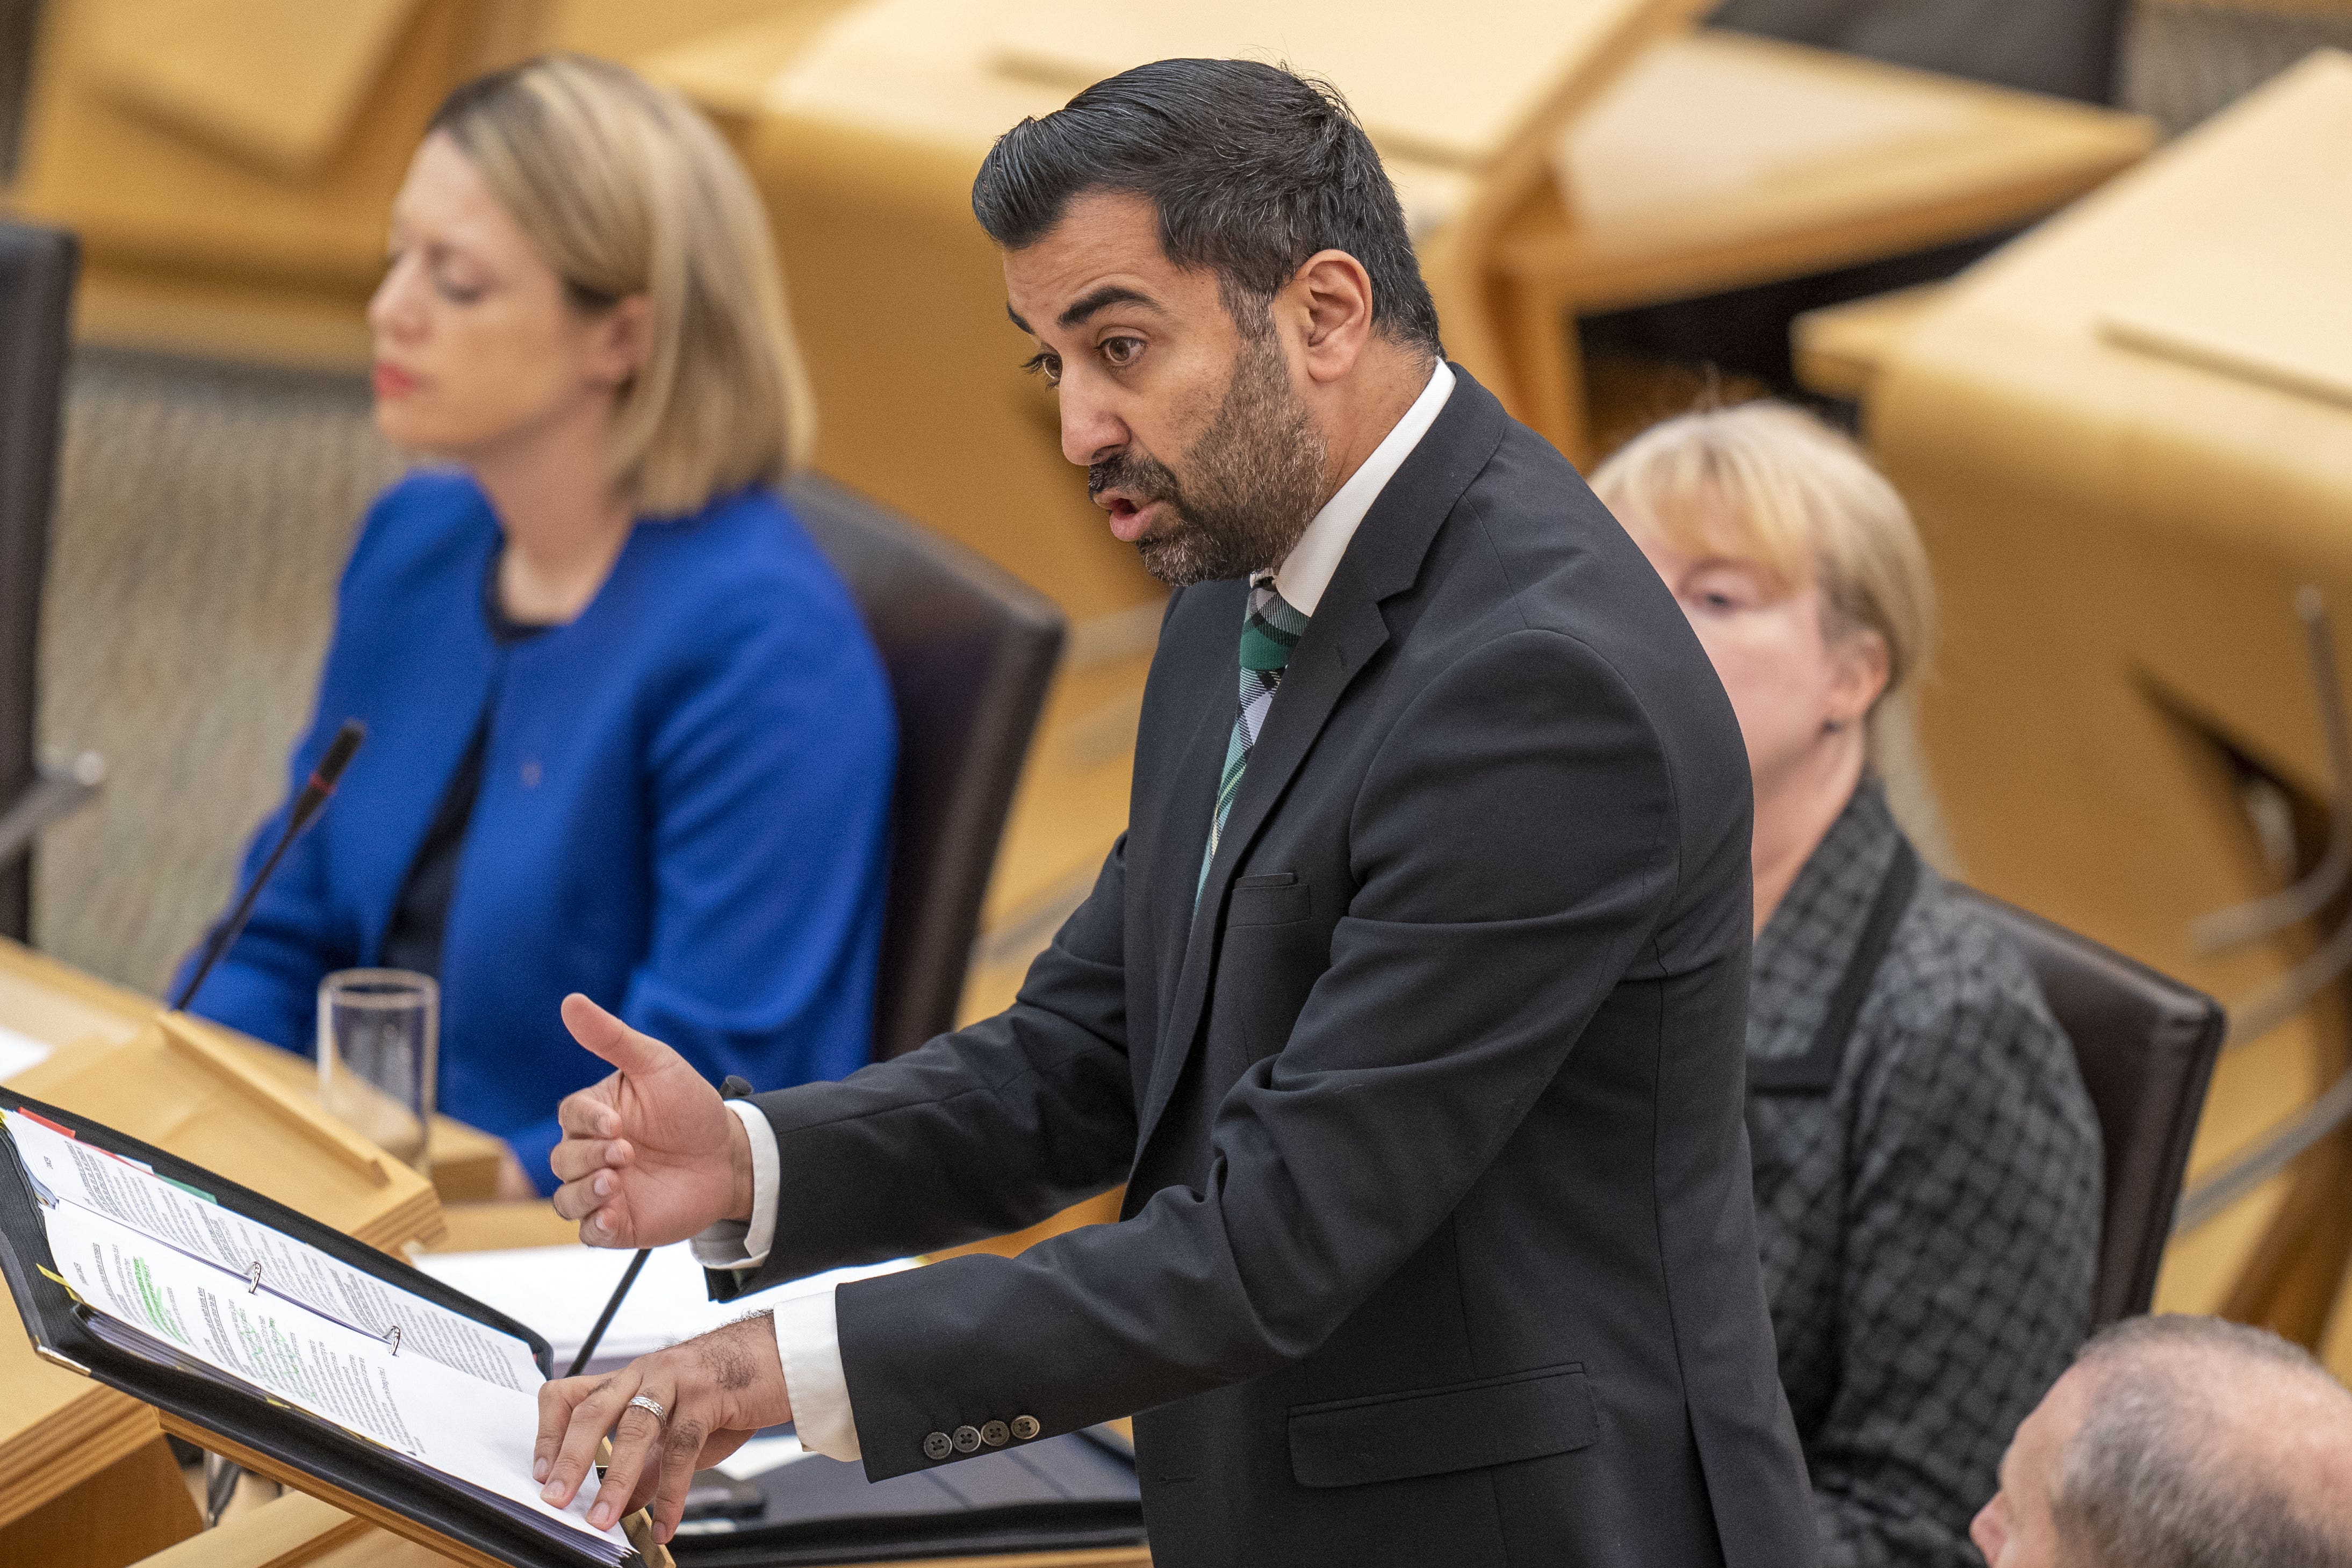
[1591,401,1936,701]
[429,55,816,515]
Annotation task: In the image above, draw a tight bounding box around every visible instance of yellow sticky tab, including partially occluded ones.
[37,1265,87,1306]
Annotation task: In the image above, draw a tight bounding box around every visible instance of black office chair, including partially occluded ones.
[0,220,102,945]
[0,0,41,182]
[1707,0,2130,105]
[787,473,1066,1061]
[1950,887,2227,1326]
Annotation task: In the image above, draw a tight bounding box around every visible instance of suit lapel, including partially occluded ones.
[1131,366,1511,1160]
[1149,642,1245,1028]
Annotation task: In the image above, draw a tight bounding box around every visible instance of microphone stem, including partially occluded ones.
[169,719,363,1015]
[170,815,309,1013]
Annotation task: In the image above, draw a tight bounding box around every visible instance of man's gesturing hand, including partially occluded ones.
[535,1315,792,1543]
[549,994,753,1248]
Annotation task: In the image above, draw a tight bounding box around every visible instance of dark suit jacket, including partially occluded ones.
[717,370,1817,1567]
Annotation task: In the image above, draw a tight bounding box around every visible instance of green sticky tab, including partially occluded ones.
[157,1176,215,1205]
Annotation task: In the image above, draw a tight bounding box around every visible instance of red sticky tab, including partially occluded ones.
[15,1109,76,1139]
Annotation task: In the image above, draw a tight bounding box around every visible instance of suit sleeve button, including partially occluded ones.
[953,1425,982,1452]
[980,1420,1009,1447]
[923,1431,953,1460]
[1010,1415,1041,1441]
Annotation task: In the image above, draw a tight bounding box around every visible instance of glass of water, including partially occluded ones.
[318,969,437,1174]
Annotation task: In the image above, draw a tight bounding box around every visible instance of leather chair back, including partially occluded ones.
[0,220,78,943]
[787,473,1066,1061]
[1950,887,2226,1325]
[1708,0,2129,105]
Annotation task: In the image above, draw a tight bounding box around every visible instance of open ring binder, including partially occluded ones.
[0,1089,668,1568]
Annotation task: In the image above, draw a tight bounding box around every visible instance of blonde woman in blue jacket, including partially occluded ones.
[177,57,895,1198]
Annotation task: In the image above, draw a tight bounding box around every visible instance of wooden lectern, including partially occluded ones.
[1850,50,2352,1346]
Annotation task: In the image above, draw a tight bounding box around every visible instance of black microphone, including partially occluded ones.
[566,1074,755,1379]
[171,719,367,1013]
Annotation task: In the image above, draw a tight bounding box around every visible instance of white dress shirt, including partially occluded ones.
[691,360,1457,1463]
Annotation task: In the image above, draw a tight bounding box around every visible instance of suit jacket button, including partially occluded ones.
[953,1425,982,1452]
[923,1431,952,1461]
[980,1420,1009,1447]
[1010,1415,1041,1441]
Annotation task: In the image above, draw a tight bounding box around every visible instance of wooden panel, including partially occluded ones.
[13,0,467,287]
[1790,283,1946,400]
[82,0,423,178]
[138,1489,376,1568]
[0,1435,203,1568]
[1860,49,2352,1330]
[989,0,1681,170]
[1508,30,2155,308]
[2098,148,2352,410]
[416,1200,579,1255]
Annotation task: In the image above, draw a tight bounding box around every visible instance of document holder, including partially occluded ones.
[0,1088,648,1568]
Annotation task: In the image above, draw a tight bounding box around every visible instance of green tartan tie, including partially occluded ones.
[1198,576,1308,905]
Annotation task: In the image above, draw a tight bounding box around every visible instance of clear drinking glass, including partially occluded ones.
[318,969,437,1173]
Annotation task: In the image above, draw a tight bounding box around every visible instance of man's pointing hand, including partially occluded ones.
[548,994,752,1248]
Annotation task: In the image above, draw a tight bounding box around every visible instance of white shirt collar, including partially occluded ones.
[1267,361,1456,617]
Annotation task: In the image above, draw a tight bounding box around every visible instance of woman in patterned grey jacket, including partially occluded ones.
[1597,403,2104,1568]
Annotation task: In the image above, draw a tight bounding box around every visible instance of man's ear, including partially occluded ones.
[1289,249,1376,385]
[591,293,654,389]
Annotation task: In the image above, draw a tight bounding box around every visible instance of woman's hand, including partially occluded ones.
[548,994,752,1248]
[534,1315,791,1543]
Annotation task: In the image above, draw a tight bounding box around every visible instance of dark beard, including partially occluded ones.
[1088,329,1327,588]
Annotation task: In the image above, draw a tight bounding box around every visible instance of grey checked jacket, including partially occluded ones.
[1749,783,2102,1567]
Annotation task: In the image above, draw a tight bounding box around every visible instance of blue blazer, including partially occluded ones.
[179,472,897,1192]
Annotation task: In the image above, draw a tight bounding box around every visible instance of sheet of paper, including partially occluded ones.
[713,1431,812,1480]
[0,1024,53,1082]
[418,1241,915,1371]
[45,1200,627,1558]
[4,1107,540,1390]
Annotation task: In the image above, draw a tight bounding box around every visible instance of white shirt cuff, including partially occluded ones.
[688,1100,780,1269]
[771,1287,860,1462]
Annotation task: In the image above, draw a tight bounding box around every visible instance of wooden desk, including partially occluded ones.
[1790,283,1944,400]
[1853,49,2352,1345]
[1491,29,2154,460]
[0,939,510,1202]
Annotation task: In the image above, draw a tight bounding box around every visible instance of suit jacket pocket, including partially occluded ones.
[1227,871,1310,927]
[1288,1363,1596,1489]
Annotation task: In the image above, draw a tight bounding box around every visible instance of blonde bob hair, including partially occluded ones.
[1591,400,1936,706]
[428,54,816,515]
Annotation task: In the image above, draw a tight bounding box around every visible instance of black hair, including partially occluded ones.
[972,58,1442,356]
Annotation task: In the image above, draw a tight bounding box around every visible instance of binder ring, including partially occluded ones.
[625,1394,667,1427]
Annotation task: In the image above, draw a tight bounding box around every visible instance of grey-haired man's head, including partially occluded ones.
[1972,1314,2352,1567]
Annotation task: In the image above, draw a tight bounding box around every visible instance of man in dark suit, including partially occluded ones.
[534,59,1816,1567]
